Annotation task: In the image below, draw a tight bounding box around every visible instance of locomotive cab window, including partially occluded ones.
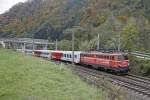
[117,55,128,61]
[111,56,115,60]
[124,55,128,60]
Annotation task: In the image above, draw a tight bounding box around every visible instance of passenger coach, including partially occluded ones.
[51,51,81,63]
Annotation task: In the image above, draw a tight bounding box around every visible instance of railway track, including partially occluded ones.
[127,74,150,84]
[71,65,150,98]
[29,52,150,99]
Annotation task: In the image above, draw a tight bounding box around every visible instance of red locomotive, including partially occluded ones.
[80,52,129,73]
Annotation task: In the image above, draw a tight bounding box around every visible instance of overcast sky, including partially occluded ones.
[0,0,27,14]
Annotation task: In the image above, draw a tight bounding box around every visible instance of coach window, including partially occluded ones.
[115,56,118,61]
[107,56,109,59]
[100,55,102,58]
[70,54,72,58]
[105,56,108,59]
[109,56,111,59]
[103,56,105,59]
[109,56,111,60]
[75,55,77,58]
[104,56,106,59]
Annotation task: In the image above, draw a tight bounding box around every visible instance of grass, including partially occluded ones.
[0,49,104,100]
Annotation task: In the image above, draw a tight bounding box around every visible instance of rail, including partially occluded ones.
[72,65,150,98]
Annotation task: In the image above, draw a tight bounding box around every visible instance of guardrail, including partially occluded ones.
[0,38,55,45]
[131,51,150,60]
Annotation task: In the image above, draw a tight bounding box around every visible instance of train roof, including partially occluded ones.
[34,50,53,52]
[81,51,128,56]
[33,50,128,55]
[51,50,82,54]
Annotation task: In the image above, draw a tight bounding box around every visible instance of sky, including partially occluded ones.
[0,0,27,14]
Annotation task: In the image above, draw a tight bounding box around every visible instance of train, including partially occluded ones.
[33,50,129,73]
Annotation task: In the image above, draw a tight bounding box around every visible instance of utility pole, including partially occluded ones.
[118,32,121,52]
[32,33,35,51]
[72,31,75,65]
[97,34,100,51]
[23,43,26,53]
[55,39,58,50]
[32,39,35,51]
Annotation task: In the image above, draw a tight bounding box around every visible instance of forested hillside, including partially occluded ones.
[0,0,150,51]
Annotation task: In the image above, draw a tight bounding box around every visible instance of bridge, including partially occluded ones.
[0,38,55,52]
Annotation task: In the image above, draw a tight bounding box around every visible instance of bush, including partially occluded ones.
[130,56,150,76]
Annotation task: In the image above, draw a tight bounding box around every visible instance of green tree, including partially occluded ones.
[58,39,72,50]
[122,24,139,51]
